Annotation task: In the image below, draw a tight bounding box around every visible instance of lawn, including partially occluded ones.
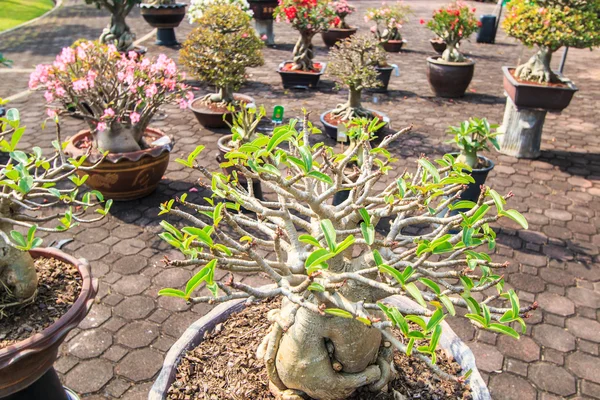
[0,0,55,32]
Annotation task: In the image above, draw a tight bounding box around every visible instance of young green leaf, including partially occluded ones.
[320,219,337,251]
[323,308,353,319]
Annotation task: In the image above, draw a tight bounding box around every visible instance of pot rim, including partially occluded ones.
[139,2,186,8]
[323,27,358,33]
[277,61,327,75]
[0,248,97,369]
[189,94,255,116]
[448,152,495,173]
[502,66,578,92]
[217,134,234,154]
[320,109,390,129]
[427,56,475,67]
[149,293,491,400]
[64,127,172,164]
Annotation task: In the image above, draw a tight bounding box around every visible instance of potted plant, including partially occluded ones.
[447,117,500,201]
[181,4,264,129]
[321,34,389,140]
[430,36,447,54]
[422,2,480,97]
[274,0,335,88]
[501,0,600,111]
[321,0,357,48]
[365,1,412,53]
[29,41,193,200]
[149,115,532,400]
[84,0,141,52]
[139,0,187,46]
[0,108,111,399]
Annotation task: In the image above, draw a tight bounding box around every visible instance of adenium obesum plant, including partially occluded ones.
[503,0,600,83]
[329,0,355,29]
[158,111,533,399]
[447,117,500,169]
[187,0,252,23]
[328,34,386,121]
[29,41,192,154]
[85,0,140,52]
[365,1,412,43]
[274,0,336,71]
[0,107,111,305]
[180,4,264,106]
[422,1,480,62]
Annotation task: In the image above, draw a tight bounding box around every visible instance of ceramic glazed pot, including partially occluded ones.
[140,3,187,46]
[319,109,389,141]
[381,40,404,53]
[247,0,278,20]
[65,127,172,201]
[216,135,264,200]
[430,38,447,54]
[190,94,255,129]
[321,27,358,48]
[0,248,97,399]
[502,66,578,112]
[149,295,491,400]
[426,56,475,98]
[277,61,327,89]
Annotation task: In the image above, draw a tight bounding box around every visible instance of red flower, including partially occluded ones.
[333,16,341,26]
[284,6,297,20]
[419,18,425,25]
[477,20,482,27]
[472,8,476,12]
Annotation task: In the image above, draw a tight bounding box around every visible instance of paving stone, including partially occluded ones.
[54,355,79,374]
[566,317,600,343]
[468,342,504,372]
[64,359,113,394]
[67,329,112,359]
[152,268,192,288]
[105,378,132,398]
[534,324,576,352]
[112,274,151,296]
[582,380,600,399]
[121,382,154,400]
[114,296,155,320]
[505,358,528,377]
[117,321,159,348]
[75,243,110,261]
[488,373,537,400]
[113,238,146,255]
[116,348,163,382]
[507,273,546,293]
[544,209,573,222]
[529,362,577,397]
[78,304,111,329]
[497,335,540,363]
[113,255,148,275]
[537,292,575,316]
[567,352,600,384]
[103,345,129,362]
[567,287,600,308]
[543,348,565,366]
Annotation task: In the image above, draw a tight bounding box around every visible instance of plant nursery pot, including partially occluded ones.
[320,109,390,141]
[148,294,491,400]
[449,153,495,202]
[247,0,278,20]
[277,61,327,89]
[321,27,358,48]
[0,247,97,399]
[64,127,172,201]
[502,66,578,112]
[189,94,255,129]
[216,134,263,200]
[426,56,475,98]
[139,3,186,46]
[430,38,447,54]
[372,65,396,92]
[381,39,405,53]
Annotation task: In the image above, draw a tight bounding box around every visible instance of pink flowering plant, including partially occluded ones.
[29,41,192,154]
[422,2,480,62]
[330,0,356,29]
[365,2,412,43]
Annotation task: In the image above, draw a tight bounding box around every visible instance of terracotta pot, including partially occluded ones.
[502,66,578,112]
[189,94,255,129]
[149,294,491,400]
[140,3,187,46]
[64,127,172,201]
[426,56,475,98]
[321,27,358,48]
[277,61,327,89]
[430,38,447,54]
[381,40,404,53]
[320,109,389,141]
[216,135,263,200]
[0,248,97,398]
[247,0,278,20]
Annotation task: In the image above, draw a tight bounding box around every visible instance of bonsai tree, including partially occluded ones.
[447,117,500,168]
[158,112,533,399]
[29,41,192,154]
[422,2,480,62]
[503,0,600,83]
[187,0,253,23]
[0,107,112,303]
[330,0,356,29]
[328,34,387,120]
[84,0,140,52]
[365,2,412,44]
[180,4,264,107]
[274,0,335,71]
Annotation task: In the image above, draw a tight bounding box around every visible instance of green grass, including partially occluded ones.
[0,0,55,32]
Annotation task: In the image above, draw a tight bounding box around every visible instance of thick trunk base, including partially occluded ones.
[96,124,142,154]
[498,97,547,159]
[0,245,37,302]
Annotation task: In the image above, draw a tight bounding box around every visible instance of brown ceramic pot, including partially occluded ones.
[190,94,255,129]
[0,248,97,397]
[216,135,263,200]
[65,127,172,201]
[321,27,358,48]
[426,56,475,98]
[381,40,404,53]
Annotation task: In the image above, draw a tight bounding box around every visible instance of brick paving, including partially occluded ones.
[2,1,600,399]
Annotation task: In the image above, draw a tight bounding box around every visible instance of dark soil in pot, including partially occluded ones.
[278,62,326,89]
[320,110,389,141]
[381,40,404,53]
[166,299,472,400]
[321,27,358,48]
[190,94,254,129]
[426,56,475,98]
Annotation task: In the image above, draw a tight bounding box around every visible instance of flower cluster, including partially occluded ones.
[275,0,335,34]
[187,0,252,23]
[422,2,480,48]
[29,41,192,150]
[365,2,412,42]
[329,0,355,29]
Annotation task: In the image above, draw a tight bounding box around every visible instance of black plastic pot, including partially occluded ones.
[450,153,495,202]
[426,56,475,98]
[372,65,395,92]
[476,15,497,44]
[247,0,278,20]
[319,109,389,141]
[277,61,326,89]
[139,3,186,46]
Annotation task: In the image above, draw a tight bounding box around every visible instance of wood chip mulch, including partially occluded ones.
[168,299,472,400]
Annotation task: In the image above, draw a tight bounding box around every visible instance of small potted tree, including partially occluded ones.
[321,34,389,140]
[29,41,192,200]
[365,1,412,53]
[187,0,253,23]
[321,0,357,48]
[422,2,480,97]
[149,115,532,400]
[275,0,335,88]
[139,0,187,46]
[0,108,111,399]
[447,117,500,201]
[181,4,264,129]
[84,0,140,52]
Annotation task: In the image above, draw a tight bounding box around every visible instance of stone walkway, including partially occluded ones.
[2,1,600,399]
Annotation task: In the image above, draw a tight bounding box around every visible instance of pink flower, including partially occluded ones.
[96,122,107,132]
[186,91,194,102]
[55,85,66,97]
[419,18,425,25]
[370,26,377,33]
[47,108,57,118]
[145,84,158,97]
[130,112,141,124]
[242,33,249,38]
[44,91,54,102]
[72,79,89,92]
[261,34,268,40]
[103,108,115,119]
[178,99,189,109]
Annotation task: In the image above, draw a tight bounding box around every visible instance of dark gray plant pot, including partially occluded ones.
[149,295,491,400]
[449,153,495,202]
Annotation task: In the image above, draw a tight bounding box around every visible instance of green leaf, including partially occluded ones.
[299,145,313,172]
[419,278,441,295]
[500,209,528,229]
[418,158,440,183]
[334,235,355,255]
[378,264,405,285]
[266,128,293,152]
[305,248,335,271]
[426,308,446,332]
[439,295,456,316]
[509,289,520,318]
[361,222,375,246]
[307,282,325,292]
[185,259,217,298]
[308,170,332,185]
[10,230,27,248]
[158,288,187,298]
[358,208,371,225]
[464,296,481,315]
[429,324,442,353]
[182,226,213,247]
[299,234,321,248]
[320,219,337,252]
[161,221,184,241]
[488,189,505,211]
[406,338,415,356]
[488,323,520,339]
[405,282,427,308]
[323,308,353,319]
[372,249,384,266]
[466,313,487,327]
